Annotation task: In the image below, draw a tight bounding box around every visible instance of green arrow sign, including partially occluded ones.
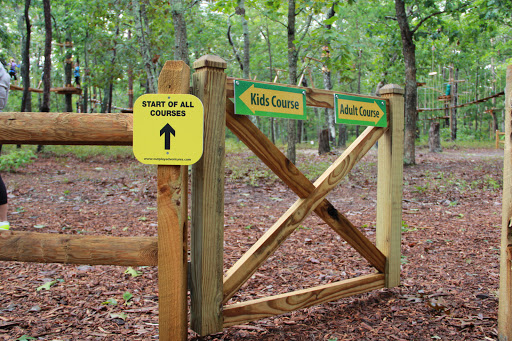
[334,94,387,127]
[234,80,306,119]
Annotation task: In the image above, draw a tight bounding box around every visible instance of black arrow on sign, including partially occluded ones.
[160,123,175,150]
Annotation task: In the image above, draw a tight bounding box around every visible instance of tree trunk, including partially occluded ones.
[40,0,51,111]
[338,124,347,147]
[395,0,417,165]
[20,0,32,113]
[133,0,157,93]
[64,31,73,112]
[450,65,458,141]
[83,32,89,113]
[318,129,330,155]
[286,0,297,164]
[428,121,442,153]
[171,0,189,65]
[237,0,250,79]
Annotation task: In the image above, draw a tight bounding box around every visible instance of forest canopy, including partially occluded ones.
[1,0,511,162]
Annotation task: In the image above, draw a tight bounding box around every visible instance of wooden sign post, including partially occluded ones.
[499,64,512,341]
[156,61,190,341]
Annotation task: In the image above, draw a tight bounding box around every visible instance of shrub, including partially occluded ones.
[0,149,36,172]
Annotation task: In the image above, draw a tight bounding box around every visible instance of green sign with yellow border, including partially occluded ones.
[334,94,387,127]
[234,80,306,119]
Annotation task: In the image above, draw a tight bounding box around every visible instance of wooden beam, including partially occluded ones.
[0,231,157,266]
[225,101,386,274]
[499,64,512,340]
[376,84,404,288]
[226,78,384,109]
[9,84,43,93]
[0,112,133,145]
[223,125,386,303]
[190,55,227,335]
[223,273,385,327]
[156,60,190,341]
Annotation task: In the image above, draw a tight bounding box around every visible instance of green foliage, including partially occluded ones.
[123,291,133,305]
[36,279,63,291]
[124,267,142,278]
[0,149,36,172]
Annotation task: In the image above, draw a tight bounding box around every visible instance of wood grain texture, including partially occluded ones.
[223,125,386,303]
[0,231,157,266]
[499,64,512,341]
[0,112,133,145]
[156,60,190,341]
[223,273,385,327]
[226,77,385,109]
[376,84,405,288]
[225,101,386,275]
[190,56,227,335]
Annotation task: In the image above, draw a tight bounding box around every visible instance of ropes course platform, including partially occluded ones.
[417,91,505,112]
[10,84,82,95]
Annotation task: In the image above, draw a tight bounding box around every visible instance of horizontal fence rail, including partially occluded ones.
[0,112,133,145]
[0,231,157,266]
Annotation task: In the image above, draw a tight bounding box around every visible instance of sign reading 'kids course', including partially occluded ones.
[235,80,306,119]
[334,94,387,127]
[133,94,204,165]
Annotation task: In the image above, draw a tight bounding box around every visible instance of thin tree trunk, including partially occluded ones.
[64,31,73,112]
[83,31,89,113]
[20,0,32,113]
[395,0,418,165]
[238,0,250,79]
[286,0,297,164]
[133,0,157,93]
[450,66,458,141]
[171,0,189,65]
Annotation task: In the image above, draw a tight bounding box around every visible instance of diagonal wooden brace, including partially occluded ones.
[223,109,386,303]
[225,101,386,271]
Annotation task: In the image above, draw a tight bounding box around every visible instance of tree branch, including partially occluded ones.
[411,10,445,34]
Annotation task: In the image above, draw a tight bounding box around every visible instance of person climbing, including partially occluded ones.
[8,59,19,83]
[0,63,10,230]
[74,61,80,87]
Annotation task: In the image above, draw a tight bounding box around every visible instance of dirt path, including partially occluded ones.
[0,147,504,340]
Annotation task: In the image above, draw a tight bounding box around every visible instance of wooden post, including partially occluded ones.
[376,84,404,288]
[190,55,227,335]
[499,64,512,341]
[156,61,190,341]
[497,130,501,149]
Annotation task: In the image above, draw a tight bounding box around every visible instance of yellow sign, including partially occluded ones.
[235,80,306,119]
[133,94,203,165]
[335,94,387,127]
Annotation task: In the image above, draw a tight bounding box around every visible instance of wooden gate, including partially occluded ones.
[189,56,405,335]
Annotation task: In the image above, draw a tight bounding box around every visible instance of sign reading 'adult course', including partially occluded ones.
[334,94,387,127]
[235,80,306,119]
[133,94,204,165]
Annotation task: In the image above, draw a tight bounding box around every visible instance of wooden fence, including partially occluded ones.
[0,55,405,340]
[499,64,512,341]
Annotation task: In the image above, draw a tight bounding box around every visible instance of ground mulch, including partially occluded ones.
[0,146,504,340]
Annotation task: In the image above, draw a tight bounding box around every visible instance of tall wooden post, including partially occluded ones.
[190,55,227,335]
[499,64,512,341]
[376,84,404,288]
[156,61,190,341]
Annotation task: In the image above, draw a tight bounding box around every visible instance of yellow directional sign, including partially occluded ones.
[235,80,306,119]
[334,94,387,127]
[133,94,203,165]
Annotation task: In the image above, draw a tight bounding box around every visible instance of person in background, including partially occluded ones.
[8,59,19,84]
[74,61,80,87]
[0,63,10,230]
